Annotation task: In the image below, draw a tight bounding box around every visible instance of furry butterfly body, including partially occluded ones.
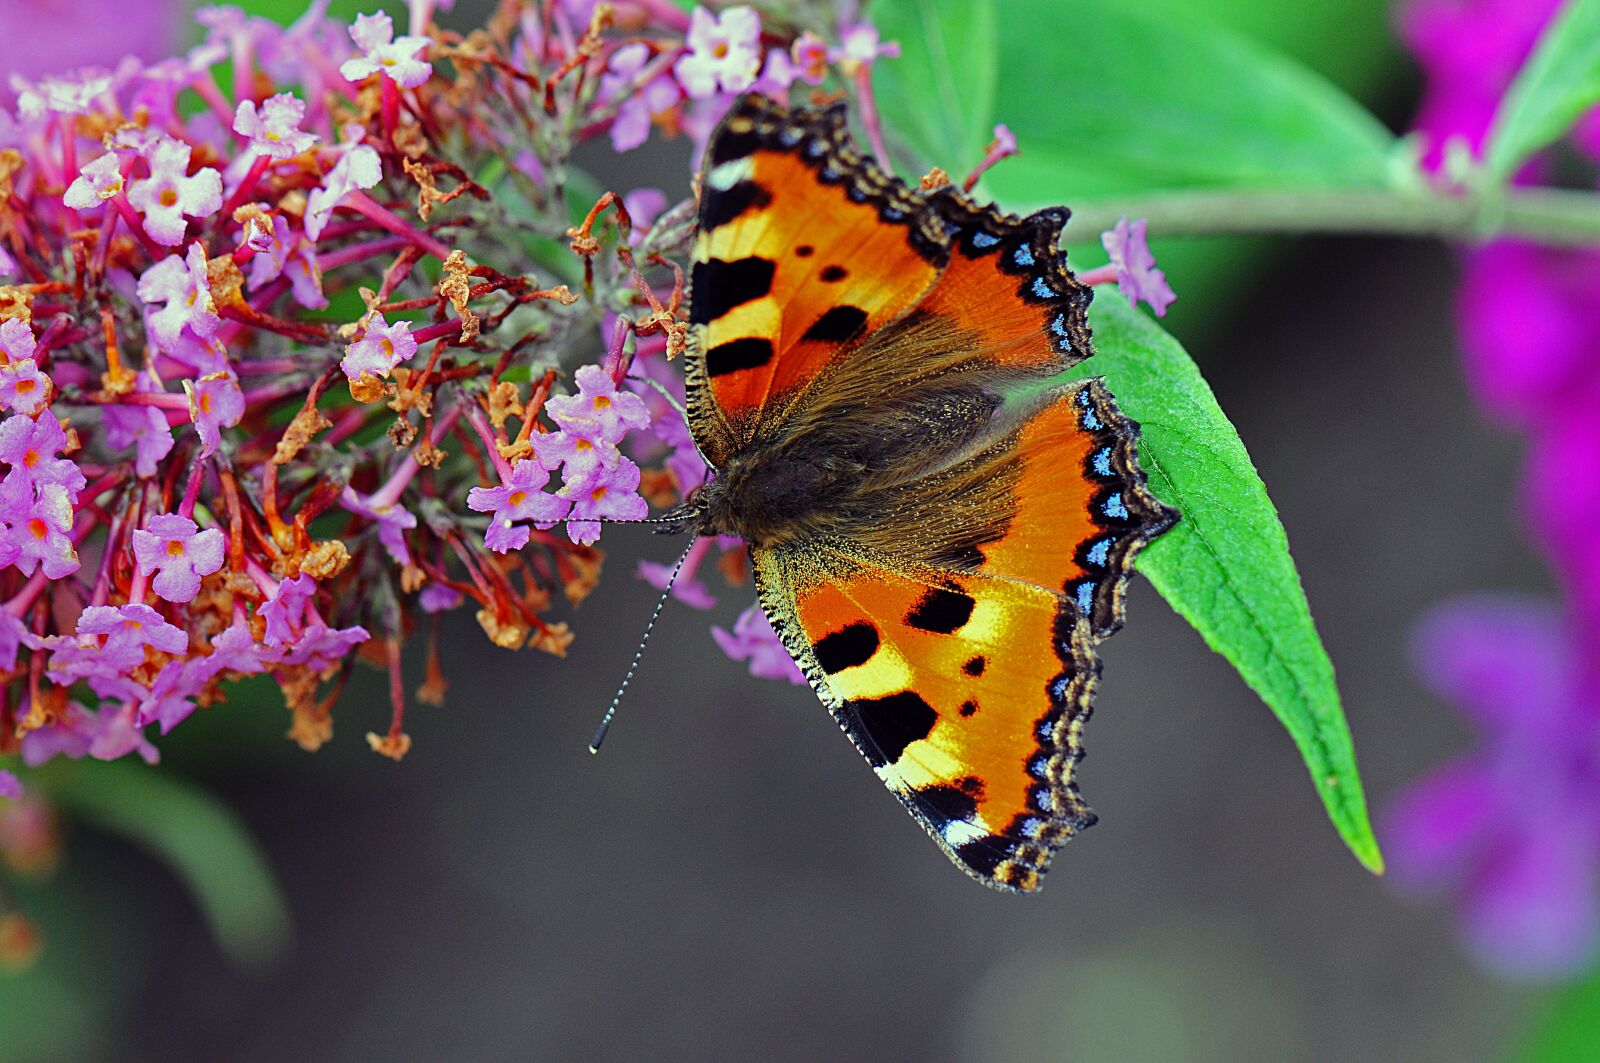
[683,95,1176,893]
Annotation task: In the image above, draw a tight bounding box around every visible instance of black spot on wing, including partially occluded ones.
[707,126,761,167]
[689,257,775,324]
[959,699,978,717]
[795,244,814,257]
[819,265,847,282]
[963,656,986,677]
[705,338,773,377]
[801,305,868,344]
[849,690,936,767]
[905,587,975,634]
[813,622,879,674]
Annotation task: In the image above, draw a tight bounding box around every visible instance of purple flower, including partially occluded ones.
[830,22,900,75]
[419,582,461,612]
[711,602,806,685]
[76,602,189,656]
[0,770,19,800]
[674,5,762,100]
[126,136,223,246]
[601,43,681,153]
[467,458,569,553]
[558,455,647,545]
[104,373,176,478]
[1399,0,1564,171]
[340,11,432,88]
[0,413,86,500]
[184,372,245,455]
[1,482,78,579]
[341,314,418,381]
[21,700,157,766]
[530,428,617,483]
[233,92,318,159]
[265,619,370,671]
[0,608,33,673]
[340,485,418,565]
[86,704,160,764]
[261,573,316,646]
[1101,217,1176,317]
[1383,597,1600,980]
[305,124,383,240]
[132,513,226,603]
[10,69,112,119]
[789,31,829,84]
[545,364,651,444]
[138,244,222,351]
[246,215,327,309]
[0,360,53,417]
[0,318,36,366]
[636,536,716,609]
[63,151,125,210]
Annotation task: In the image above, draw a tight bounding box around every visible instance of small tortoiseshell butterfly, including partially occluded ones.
[681,95,1177,893]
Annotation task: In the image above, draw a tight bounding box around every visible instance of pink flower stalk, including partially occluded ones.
[341,314,418,381]
[674,5,762,99]
[340,11,433,89]
[233,92,319,159]
[1099,217,1176,317]
[126,136,223,246]
[712,602,806,684]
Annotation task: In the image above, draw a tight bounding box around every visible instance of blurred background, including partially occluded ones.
[0,1,1582,1061]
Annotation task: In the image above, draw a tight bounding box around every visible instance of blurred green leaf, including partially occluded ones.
[1486,0,1600,180]
[1072,298,1383,874]
[1512,965,1600,1063]
[42,761,291,964]
[871,0,1001,172]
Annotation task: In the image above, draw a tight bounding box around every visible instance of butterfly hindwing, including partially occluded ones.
[686,96,950,463]
[751,382,1175,892]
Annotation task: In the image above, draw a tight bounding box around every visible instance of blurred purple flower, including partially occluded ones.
[0,770,19,800]
[637,535,716,609]
[674,5,761,99]
[0,1,175,98]
[1384,597,1600,980]
[712,602,805,685]
[1101,217,1175,317]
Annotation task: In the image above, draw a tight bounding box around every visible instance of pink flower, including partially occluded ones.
[1101,216,1176,317]
[261,573,316,646]
[0,414,86,500]
[305,125,383,240]
[0,770,19,800]
[0,482,77,579]
[104,373,176,478]
[233,92,318,159]
[132,513,226,603]
[76,602,188,656]
[184,372,245,455]
[557,455,647,545]
[545,364,651,444]
[419,582,461,612]
[790,32,829,84]
[339,486,418,565]
[674,5,762,100]
[10,69,112,119]
[340,11,432,89]
[601,44,682,153]
[126,136,223,246]
[0,318,36,366]
[341,314,418,381]
[138,244,222,350]
[637,536,716,609]
[830,23,899,76]
[712,602,805,684]
[0,361,52,418]
[467,458,569,553]
[62,151,125,210]
[246,215,327,309]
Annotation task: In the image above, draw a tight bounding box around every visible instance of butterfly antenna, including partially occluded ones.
[588,532,699,754]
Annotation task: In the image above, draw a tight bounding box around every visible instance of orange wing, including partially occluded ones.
[685,96,949,464]
[752,383,1176,892]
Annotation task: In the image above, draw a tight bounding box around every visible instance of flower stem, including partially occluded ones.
[1063,185,1600,248]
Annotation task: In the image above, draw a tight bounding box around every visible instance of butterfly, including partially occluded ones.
[679,95,1177,893]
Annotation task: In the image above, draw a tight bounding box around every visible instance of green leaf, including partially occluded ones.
[41,761,292,964]
[1485,0,1600,179]
[1512,964,1600,1063]
[871,0,1002,171]
[1072,298,1383,874]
